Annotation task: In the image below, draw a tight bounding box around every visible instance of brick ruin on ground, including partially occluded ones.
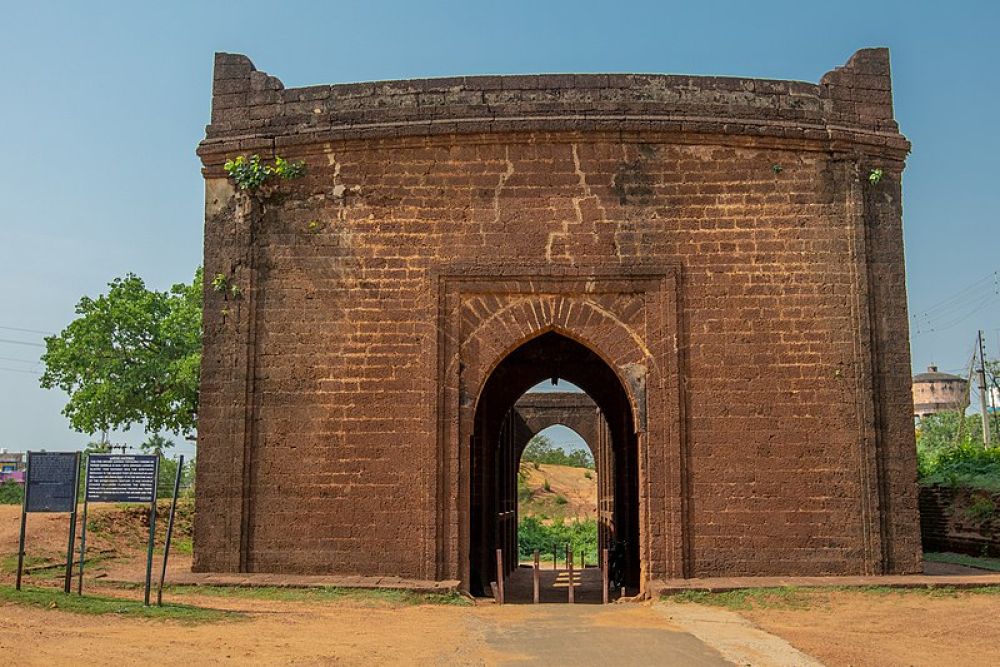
[194,48,922,594]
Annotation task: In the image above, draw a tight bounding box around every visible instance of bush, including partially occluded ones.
[518,516,598,563]
[919,442,1000,491]
[0,482,24,505]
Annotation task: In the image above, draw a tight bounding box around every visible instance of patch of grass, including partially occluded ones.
[666,585,1000,609]
[0,554,47,574]
[666,587,810,610]
[0,585,240,623]
[924,552,1000,572]
[169,585,470,607]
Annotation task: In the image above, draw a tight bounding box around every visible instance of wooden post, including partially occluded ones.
[553,544,557,570]
[495,548,504,605]
[533,549,540,604]
[602,548,609,604]
[567,549,574,604]
[581,550,586,570]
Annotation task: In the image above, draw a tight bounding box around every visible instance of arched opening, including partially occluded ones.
[470,331,640,599]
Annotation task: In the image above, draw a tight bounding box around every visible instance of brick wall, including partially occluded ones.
[194,48,922,586]
[920,486,1000,557]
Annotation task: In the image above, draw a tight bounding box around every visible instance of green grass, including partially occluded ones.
[924,552,1000,572]
[169,585,470,606]
[665,585,1000,610]
[667,587,810,610]
[0,585,241,623]
[0,554,48,575]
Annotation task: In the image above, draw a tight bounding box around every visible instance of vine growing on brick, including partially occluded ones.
[224,154,306,191]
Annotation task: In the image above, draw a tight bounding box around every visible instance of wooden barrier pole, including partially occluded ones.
[553,544,557,570]
[602,548,609,604]
[567,549,574,604]
[533,549,539,604]
[495,548,504,605]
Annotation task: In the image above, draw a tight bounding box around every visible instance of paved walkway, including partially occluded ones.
[476,604,732,666]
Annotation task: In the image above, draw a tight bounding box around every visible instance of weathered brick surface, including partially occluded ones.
[920,486,1000,557]
[194,48,922,589]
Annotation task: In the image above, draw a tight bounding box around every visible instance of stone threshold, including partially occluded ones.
[162,571,461,594]
[651,572,1000,595]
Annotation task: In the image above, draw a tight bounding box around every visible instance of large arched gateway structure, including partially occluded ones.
[194,48,922,593]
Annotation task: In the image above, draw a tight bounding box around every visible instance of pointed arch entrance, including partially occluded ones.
[469,331,641,596]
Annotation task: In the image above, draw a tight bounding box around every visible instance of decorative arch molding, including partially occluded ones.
[432,265,687,590]
[460,300,651,435]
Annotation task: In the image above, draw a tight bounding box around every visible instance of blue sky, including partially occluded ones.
[0,1,998,456]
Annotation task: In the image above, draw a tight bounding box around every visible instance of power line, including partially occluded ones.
[911,270,1000,336]
[0,338,46,348]
[0,324,54,336]
[0,366,42,375]
[0,356,41,365]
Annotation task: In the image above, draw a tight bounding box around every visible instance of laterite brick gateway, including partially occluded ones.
[194,48,922,594]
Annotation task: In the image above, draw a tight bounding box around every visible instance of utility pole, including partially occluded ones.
[977,330,992,447]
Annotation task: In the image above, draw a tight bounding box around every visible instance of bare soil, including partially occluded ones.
[3,503,999,665]
[739,589,1000,667]
[519,463,597,522]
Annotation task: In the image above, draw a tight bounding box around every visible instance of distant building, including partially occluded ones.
[0,449,26,485]
[913,365,968,419]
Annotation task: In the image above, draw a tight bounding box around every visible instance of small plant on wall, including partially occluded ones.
[868,168,883,186]
[224,155,306,191]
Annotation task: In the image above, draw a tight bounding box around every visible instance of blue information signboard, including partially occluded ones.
[25,452,78,513]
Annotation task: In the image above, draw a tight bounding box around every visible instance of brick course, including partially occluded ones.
[195,48,922,590]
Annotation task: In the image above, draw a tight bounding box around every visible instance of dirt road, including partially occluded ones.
[0,593,734,666]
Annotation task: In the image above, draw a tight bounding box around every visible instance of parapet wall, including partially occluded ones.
[200,48,906,160]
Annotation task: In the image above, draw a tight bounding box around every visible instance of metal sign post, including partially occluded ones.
[15,464,30,591]
[157,455,184,606]
[77,454,90,595]
[77,453,158,598]
[63,452,81,593]
[16,452,79,592]
[143,456,160,606]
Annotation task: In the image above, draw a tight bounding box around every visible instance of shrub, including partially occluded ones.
[919,442,1000,492]
[0,482,23,505]
[517,516,598,563]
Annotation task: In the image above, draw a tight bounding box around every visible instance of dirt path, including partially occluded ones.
[736,590,1000,667]
[0,591,737,666]
[0,598,481,666]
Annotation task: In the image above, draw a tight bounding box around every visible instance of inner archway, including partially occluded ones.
[470,331,640,598]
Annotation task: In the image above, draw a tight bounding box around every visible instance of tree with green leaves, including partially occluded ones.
[40,269,202,440]
[521,434,594,469]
